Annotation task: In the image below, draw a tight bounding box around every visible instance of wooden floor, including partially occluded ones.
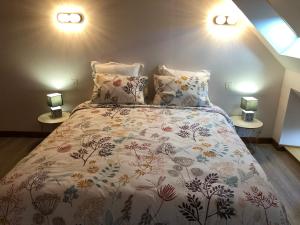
[0,137,42,178]
[0,139,299,224]
[253,144,300,225]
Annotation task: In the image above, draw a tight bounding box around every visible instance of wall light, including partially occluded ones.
[214,15,238,25]
[206,2,247,41]
[57,13,83,24]
[227,16,238,25]
[52,5,87,32]
[214,15,227,25]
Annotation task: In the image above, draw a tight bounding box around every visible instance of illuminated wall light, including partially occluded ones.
[57,12,83,24]
[206,1,248,41]
[227,16,238,25]
[52,5,87,32]
[214,15,227,25]
[214,15,238,25]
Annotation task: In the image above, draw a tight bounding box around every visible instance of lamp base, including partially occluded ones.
[50,106,62,118]
[242,110,255,122]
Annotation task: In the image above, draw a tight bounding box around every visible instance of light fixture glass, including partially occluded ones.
[57,13,83,24]
[57,13,69,23]
[214,15,238,25]
[70,13,82,23]
[227,16,238,25]
[52,5,87,32]
[214,15,227,25]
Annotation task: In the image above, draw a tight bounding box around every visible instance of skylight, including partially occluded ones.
[233,0,300,59]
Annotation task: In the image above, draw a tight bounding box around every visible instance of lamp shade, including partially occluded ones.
[47,93,63,107]
[240,97,258,111]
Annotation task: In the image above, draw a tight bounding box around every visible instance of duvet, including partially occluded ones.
[0,103,290,225]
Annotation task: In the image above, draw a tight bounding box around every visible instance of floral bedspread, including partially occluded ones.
[0,103,290,225]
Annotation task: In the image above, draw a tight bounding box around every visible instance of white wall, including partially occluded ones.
[273,70,300,142]
[233,0,300,142]
[279,89,300,146]
[269,0,300,143]
[0,0,284,137]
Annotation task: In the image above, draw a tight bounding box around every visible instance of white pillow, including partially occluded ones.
[158,65,210,79]
[91,61,144,78]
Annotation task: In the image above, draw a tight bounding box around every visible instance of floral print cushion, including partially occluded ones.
[91,73,148,105]
[153,74,211,107]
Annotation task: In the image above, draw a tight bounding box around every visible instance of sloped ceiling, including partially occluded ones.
[233,0,300,72]
[269,0,300,35]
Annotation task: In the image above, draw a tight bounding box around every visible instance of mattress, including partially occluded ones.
[0,103,290,225]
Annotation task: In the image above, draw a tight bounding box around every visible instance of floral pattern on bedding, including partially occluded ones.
[0,103,289,225]
[92,74,147,105]
[153,74,211,107]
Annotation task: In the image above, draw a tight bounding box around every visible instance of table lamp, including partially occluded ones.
[47,93,63,118]
[240,97,258,121]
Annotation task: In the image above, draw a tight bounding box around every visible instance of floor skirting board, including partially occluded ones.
[0,131,50,138]
[240,137,283,149]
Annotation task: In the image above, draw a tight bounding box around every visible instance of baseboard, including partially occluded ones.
[271,139,286,151]
[241,137,286,151]
[241,137,273,144]
[0,131,50,138]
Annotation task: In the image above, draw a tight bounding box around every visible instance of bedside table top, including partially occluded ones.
[38,112,70,124]
[230,116,263,129]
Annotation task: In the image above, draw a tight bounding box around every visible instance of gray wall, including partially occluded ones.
[0,0,284,137]
[269,0,300,36]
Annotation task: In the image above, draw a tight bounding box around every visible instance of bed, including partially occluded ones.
[0,102,290,225]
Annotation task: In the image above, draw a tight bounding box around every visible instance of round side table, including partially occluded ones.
[231,116,263,153]
[38,112,70,132]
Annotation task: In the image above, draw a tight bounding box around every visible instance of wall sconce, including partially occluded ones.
[214,15,238,25]
[57,12,84,24]
[53,5,87,32]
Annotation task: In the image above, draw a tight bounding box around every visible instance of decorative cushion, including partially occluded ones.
[153,74,211,107]
[91,61,144,78]
[91,73,148,105]
[158,65,210,79]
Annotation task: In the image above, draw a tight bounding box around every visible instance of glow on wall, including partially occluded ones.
[234,81,259,94]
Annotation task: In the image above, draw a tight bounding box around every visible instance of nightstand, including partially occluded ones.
[38,112,70,132]
[230,116,263,153]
